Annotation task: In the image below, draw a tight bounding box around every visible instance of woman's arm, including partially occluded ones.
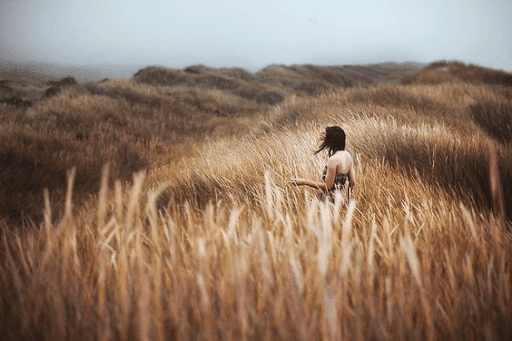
[289,161,336,191]
[288,178,328,191]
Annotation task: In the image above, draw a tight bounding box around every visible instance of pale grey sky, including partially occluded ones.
[1,0,511,73]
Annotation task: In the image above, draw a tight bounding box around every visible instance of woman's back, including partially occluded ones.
[322,150,355,192]
[327,150,353,175]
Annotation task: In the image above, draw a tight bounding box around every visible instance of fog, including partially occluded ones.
[1,0,511,78]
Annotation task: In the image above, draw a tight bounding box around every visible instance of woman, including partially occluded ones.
[288,126,356,200]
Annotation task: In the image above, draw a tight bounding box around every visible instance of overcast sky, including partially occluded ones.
[1,0,511,73]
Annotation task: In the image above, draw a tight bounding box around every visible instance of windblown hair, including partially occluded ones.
[315,126,346,156]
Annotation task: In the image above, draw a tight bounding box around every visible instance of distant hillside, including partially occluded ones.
[0,61,422,113]
[255,62,421,92]
[400,60,512,87]
[133,62,421,98]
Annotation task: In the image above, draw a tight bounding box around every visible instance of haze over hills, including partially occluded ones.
[0,59,146,83]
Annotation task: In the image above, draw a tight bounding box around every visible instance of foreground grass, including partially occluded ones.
[2,119,512,340]
[1,142,510,340]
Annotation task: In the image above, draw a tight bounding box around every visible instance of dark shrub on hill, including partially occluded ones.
[256,91,284,105]
[424,60,451,70]
[59,76,78,86]
[133,67,188,86]
[294,82,331,96]
[195,75,240,90]
[46,76,78,87]
[0,80,13,91]
[454,63,512,87]
[495,74,512,87]
[233,88,284,105]
[184,65,203,74]
[43,77,78,99]
[401,61,512,87]
[222,68,256,82]
[44,86,61,98]
[1,96,32,108]
[319,71,355,87]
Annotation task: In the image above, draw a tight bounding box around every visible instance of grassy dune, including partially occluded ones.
[1,61,511,340]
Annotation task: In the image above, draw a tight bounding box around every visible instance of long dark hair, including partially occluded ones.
[315,126,346,156]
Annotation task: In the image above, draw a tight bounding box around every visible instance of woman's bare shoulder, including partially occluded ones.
[330,150,353,162]
[327,151,353,171]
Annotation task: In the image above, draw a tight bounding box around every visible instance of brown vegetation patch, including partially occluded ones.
[232,88,284,105]
[133,66,188,86]
[194,74,240,90]
[401,60,512,87]
[357,124,512,219]
[0,96,32,108]
[470,100,512,143]
[46,76,78,87]
[43,86,61,98]
[294,81,331,95]
[0,127,148,225]
[347,87,451,116]
[134,63,421,100]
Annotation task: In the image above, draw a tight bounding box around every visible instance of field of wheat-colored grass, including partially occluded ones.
[1,61,511,340]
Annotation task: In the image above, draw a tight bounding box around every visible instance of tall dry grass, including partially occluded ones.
[1,126,510,340]
[1,61,512,340]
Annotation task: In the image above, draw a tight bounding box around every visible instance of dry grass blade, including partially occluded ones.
[64,167,77,219]
[488,147,505,226]
[401,232,422,287]
[97,163,110,232]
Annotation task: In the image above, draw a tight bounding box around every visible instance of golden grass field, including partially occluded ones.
[0,61,511,340]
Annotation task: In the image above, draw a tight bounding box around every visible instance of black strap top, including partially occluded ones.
[322,166,348,192]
